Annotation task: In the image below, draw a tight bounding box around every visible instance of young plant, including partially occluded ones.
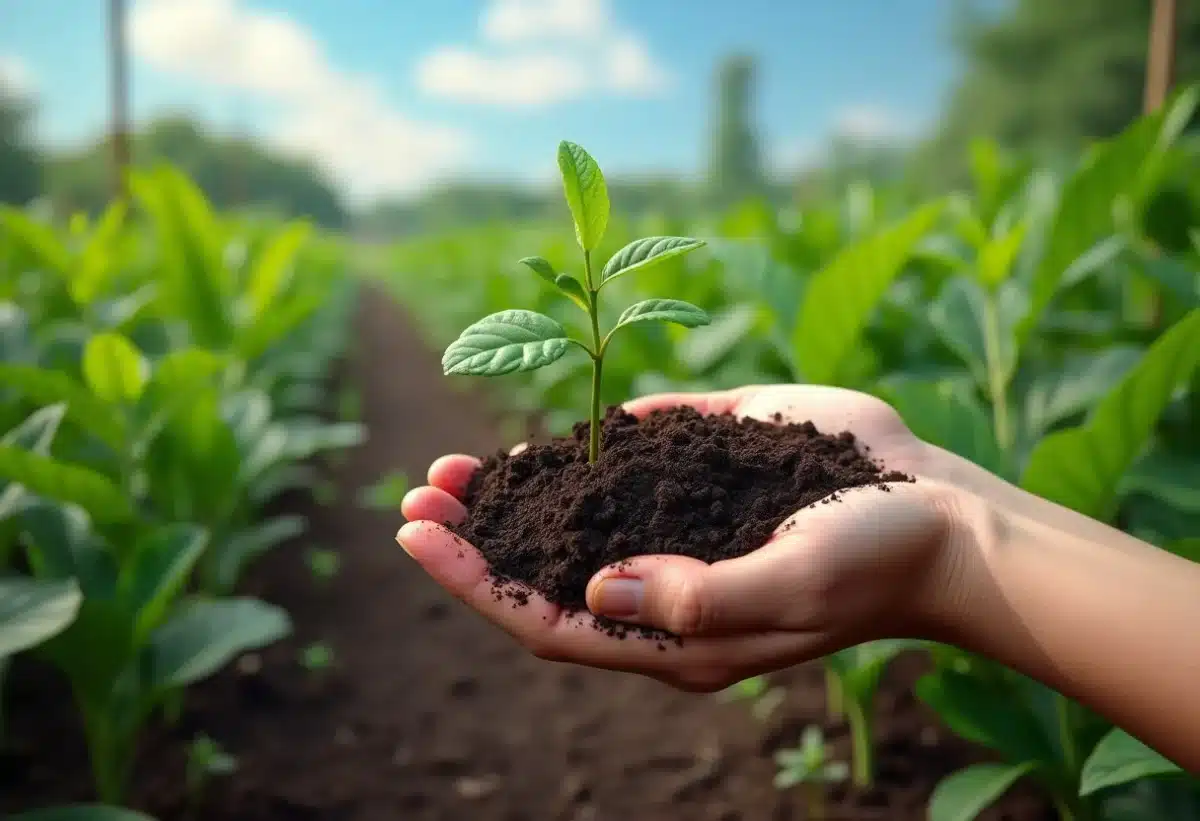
[299,641,335,672]
[185,733,237,817]
[357,470,409,511]
[441,141,710,462]
[774,725,848,820]
[305,546,340,582]
[717,674,787,722]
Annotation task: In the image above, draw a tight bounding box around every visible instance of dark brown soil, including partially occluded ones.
[0,286,1054,821]
[459,406,913,614]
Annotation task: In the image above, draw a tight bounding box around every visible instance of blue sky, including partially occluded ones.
[0,0,971,204]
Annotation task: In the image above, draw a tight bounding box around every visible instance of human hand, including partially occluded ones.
[398,385,972,692]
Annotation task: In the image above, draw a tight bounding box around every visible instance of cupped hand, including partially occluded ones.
[397,385,970,692]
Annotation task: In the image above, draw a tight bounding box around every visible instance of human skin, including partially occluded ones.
[397,385,1200,771]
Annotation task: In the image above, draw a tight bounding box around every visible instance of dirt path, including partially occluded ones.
[3,287,1051,821]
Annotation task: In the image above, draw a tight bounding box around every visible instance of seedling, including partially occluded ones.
[185,734,237,817]
[441,140,710,462]
[357,470,409,511]
[305,547,340,582]
[774,725,848,820]
[717,675,787,722]
[299,641,335,671]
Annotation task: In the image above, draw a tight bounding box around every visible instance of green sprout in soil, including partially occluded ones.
[774,726,848,820]
[441,140,710,463]
[185,734,237,818]
[717,675,787,722]
[299,642,335,671]
[305,547,340,582]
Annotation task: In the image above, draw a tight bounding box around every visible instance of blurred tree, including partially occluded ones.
[917,0,1200,186]
[48,117,348,227]
[0,89,44,205]
[707,54,769,209]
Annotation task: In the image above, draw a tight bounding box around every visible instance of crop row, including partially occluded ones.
[378,89,1200,820]
[0,167,364,819]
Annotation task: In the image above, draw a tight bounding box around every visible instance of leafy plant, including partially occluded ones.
[773,725,848,820]
[717,674,786,722]
[441,141,711,462]
[184,734,237,817]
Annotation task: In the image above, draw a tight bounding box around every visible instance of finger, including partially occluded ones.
[621,388,755,419]
[401,486,468,526]
[396,522,823,686]
[427,455,481,500]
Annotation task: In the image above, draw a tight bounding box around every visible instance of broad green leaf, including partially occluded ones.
[246,221,311,320]
[1023,347,1143,440]
[236,288,323,362]
[71,199,128,305]
[11,805,158,821]
[518,256,558,287]
[1079,728,1182,796]
[557,140,609,252]
[0,576,81,657]
[600,236,706,286]
[82,332,148,404]
[0,207,70,275]
[1017,87,1198,344]
[442,310,574,376]
[119,524,209,641]
[916,670,1056,764]
[1021,309,1200,520]
[793,201,943,385]
[613,299,710,334]
[0,365,125,449]
[677,304,759,374]
[929,762,1035,821]
[0,445,132,522]
[206,514,307,593]
[1118,447,1200,513]
[1132,251,1199,306]
[977,220,1028,288]
[929,277,1025,390]
[0,404,67,521]
[1166,538,1200,563]
[877,380,1004,475]
[148,597,291,689]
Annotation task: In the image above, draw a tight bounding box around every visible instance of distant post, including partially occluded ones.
[108,0,130,198]
[1144,0,1178,113]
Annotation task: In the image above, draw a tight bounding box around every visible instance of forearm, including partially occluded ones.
[930,454,1200,771]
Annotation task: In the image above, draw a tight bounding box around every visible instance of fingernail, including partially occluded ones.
[395,530,413,557]
[593,577,643,618]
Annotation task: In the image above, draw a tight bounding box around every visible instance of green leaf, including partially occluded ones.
[11,805,159,821]
[442,310,575,376]
[915,670,1056,764]
[0,445,132,522]
[0,576,82,657]
[518,256,558,287]
[929,762,1035,821]
[148,597,291,690]
[929,277,1024,390]
[119,524,209,641]
[82,332,148,404]
[0,365,125,449]
[556,140,609,252]
[977,220,1028,288]
[0,207,70,275]
[1021,309,1200,520]
[1166,538,1200,563]
[246,221,311,320]
[553,274,590,310]
[600,236,706,286]
[1022,347,1142,440]
[206,515,307,593]
[877,380,1004,475]
[793,201,943,385]
[1079,728,1182,797]
[613,299,710,334]
[1017,87,1198,343]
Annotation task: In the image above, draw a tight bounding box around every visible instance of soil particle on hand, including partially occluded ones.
[455,405,913,618]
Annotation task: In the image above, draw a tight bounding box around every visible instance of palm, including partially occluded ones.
[397,386,937,688]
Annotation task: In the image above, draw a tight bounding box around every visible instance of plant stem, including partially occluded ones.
[583,250,603,463]
[824,666,844,721]
[1055,694,1080,780]
[846,700,874,789]
[982,294,1013,453]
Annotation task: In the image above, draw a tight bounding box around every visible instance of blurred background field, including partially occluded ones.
[1,2,1199,820]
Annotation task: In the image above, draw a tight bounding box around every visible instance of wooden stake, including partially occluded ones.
[1144,0,1179,113]
[108,0,130,198]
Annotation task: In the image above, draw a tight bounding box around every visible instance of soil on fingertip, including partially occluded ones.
[455,404,914,621]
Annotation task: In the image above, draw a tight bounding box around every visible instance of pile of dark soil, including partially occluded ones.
[456,405,914,616]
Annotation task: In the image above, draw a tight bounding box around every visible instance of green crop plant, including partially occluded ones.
[717,674,786,722]
[774,725,848,820]
[441,141,711,462]
[185,734,237,818]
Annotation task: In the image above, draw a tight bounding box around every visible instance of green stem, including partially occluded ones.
[846,700,873,789]
[1056,694,1079,779]
[584,251,603,464]
[982,294,1013,453]
[83,708,126,804]
[824,666,844,721]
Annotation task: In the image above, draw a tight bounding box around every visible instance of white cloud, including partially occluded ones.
[832,105,910,140]
[416,0,672,108]
[772,104,915,173]
[130,0,471,202]
[0,55,35,97]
